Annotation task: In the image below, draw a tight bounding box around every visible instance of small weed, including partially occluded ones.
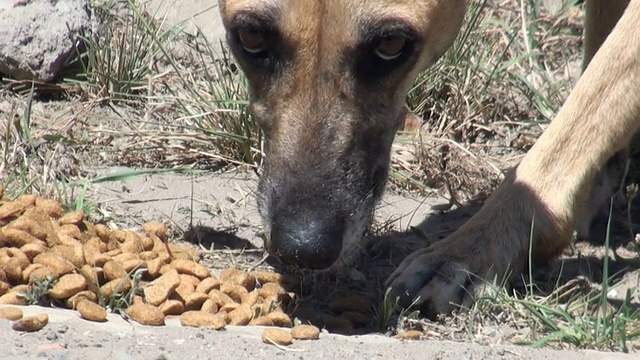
[72,0,178,98]
[18,276,57,306]
[375,288,420,333]
[92,267,146,315]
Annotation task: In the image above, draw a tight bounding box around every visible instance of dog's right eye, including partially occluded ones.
[374,35,408,60]
[237,27,266,55]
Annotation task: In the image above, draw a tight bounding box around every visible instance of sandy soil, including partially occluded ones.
[1,304,634,360]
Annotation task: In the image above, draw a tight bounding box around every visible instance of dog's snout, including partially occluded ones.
[269,219,343,269]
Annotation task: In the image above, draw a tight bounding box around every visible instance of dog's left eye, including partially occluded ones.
[238,27,267,54]
[374,34,408,60]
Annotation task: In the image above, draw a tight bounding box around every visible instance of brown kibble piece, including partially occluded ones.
[138,251,158,261]
[253,270,298,288]
[139,236,154,251]
[145,256,170,278]
[159,299,186,316]
[132,295,145,306]
[171,259,210,279]
[249,316,274,326]
[103,259,127,279]
[144,269,180,306]
[219,268,241,281]
[3,228,41,247]
[100,278,132,299]
[168,244,197,260]
[0,292,27,305]
[172,282,195,303]
[121,233,144,253]
[227,304,253,325]
[200,299,218,314]
[94,224,110,242]
[0,282,10,296]
[77,300,107,322]
[266,311,293,328]
[220,283,248,304]
[0,259,22,283]
[253,270,281,284]
[0,307,23,320]
[35,198,63,218]
[220,269,255,291]
[28,266,58,284]
[120,258,143,273]
[21,264,42,283]
[261,296,282,315]
[0,200,29,219]
[395,330,421,340]
[258,282,286,298]
[79,265,100,286]
[328,295,374,313]
[2,248,30,269]
[51,244,85,268]
[58,224,81,239]
[58,210,84,225]
[220,302,239,313]
[143,222,167,240]
[291,324,320,340]
[208,289,235,307]
[195,277,221,294]
[33,252,74,277]
[185,292,209,311]
[10,285,29,294]
[126,304,165,326]
[179,274,201,287]
[180,311,226,330]
[144,269,180,305]
[12,313,48,332]
[6,215,47,240]
[20,243,47,261]
[261,328,292,346]
[66,290,98,309]
[49,274,87,299]
[243,290,260,307]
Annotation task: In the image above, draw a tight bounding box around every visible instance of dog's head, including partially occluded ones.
[218,0,465,269]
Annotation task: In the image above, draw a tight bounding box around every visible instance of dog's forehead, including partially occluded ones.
[219,0,449,37]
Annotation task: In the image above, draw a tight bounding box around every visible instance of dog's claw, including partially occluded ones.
[386,246,476,318]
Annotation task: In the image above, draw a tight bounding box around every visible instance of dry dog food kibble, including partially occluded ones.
[0,194,377,342]
[12,313,48,332]
[76,300,108,322]
[291,324,321,340]
[125,304,165,326]
[261,328,293,346]
[0,306,23,320]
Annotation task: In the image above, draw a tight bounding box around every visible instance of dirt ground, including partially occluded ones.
[1,304,634,360]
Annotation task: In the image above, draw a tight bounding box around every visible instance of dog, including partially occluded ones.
[218,0,640,316]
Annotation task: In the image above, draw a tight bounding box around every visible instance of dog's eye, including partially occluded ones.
[238,27,266,54]
[374,35,407,60]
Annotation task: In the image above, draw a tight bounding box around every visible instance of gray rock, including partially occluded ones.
[0,0,92,81]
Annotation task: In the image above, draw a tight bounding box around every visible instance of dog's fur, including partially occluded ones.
[218,0,640,316]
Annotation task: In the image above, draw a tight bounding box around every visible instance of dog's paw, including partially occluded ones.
[385,246,477,318]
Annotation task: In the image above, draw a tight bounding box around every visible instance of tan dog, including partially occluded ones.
[218,0,640,316]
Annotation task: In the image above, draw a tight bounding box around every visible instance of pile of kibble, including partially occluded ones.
[0,189,332,345]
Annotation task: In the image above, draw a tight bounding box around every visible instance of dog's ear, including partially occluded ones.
[409,0,467,70]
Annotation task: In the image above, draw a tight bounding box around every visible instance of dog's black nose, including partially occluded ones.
[269,220,343,269]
